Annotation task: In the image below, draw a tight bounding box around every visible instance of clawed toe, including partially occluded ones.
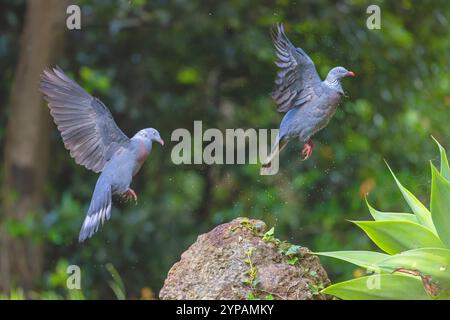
[122,189,138,205]
[301,140,314,161]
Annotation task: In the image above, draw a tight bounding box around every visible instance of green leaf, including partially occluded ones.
[262,227,275,241]
[106,263,126,300]
[176,67,200,84]
[376,248,450,286]
[431,164,450,249]
[79,66,111,94]
[385,162,436,232]
[322,274,431,300]
[315,251,390,270]
[352,220,445,255]
[366,200,418,223]
[285,245,301,256]
[247,292,257,300]
[432,136,450,181]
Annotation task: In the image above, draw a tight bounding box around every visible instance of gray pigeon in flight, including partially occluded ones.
[40,67,164,242]
[261,24,354,174]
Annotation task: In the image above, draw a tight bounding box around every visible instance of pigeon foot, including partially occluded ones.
[123,188,138,205]
[301,140,314,161]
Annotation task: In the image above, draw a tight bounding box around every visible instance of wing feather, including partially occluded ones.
[40,67,130,173]
[271,23,322,113]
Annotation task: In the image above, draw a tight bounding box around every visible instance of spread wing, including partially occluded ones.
[271,23,322,113]
[40,66,130,173]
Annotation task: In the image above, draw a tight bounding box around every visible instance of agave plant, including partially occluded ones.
[317,138,450,300]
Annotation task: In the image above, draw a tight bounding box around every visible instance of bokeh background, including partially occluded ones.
[0,0,449,299]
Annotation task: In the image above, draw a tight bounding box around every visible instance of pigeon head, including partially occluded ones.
[324,67,355,95]
[134,128,164,146]
[326,67,355,82]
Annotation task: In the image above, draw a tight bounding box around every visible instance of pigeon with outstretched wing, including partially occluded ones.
[261,24,354,174]
[40,67,164,242]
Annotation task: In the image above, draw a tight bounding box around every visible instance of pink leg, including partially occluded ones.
[123,188,138,204]
[301,140,315,161]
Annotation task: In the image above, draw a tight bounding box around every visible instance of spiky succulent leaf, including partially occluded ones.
[317,140,450,300]
[319,248,450,293]
[352,220,445,255]
[314,251,389,270]
[430,164,450,249]
[432,136,450,180]
[385,163,436,233]
[376,248,450,287]
[322,274,433,300]
[366,200,418,223]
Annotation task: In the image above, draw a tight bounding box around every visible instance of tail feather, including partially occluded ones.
[260,139,288,175]
[79,180,112,242]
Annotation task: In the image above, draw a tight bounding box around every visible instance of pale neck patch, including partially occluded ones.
[324,78,344,94]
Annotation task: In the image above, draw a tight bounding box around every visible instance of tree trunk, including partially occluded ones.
[0,0,68,293]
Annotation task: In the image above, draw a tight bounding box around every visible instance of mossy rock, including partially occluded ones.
[159,217,331,300]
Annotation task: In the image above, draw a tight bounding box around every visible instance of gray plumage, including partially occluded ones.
[261,24,354,173]
[40,67,164,242]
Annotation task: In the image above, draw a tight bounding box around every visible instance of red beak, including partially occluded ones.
[159,139,164,146]
[347,71,355,77]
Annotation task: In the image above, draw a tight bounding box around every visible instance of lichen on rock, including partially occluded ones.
[159,217,331,300]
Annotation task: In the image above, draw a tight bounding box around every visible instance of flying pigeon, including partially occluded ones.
[261,24,354,174]
[40,67,164,242]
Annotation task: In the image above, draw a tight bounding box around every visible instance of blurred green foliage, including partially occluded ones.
[0,0,449,298]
